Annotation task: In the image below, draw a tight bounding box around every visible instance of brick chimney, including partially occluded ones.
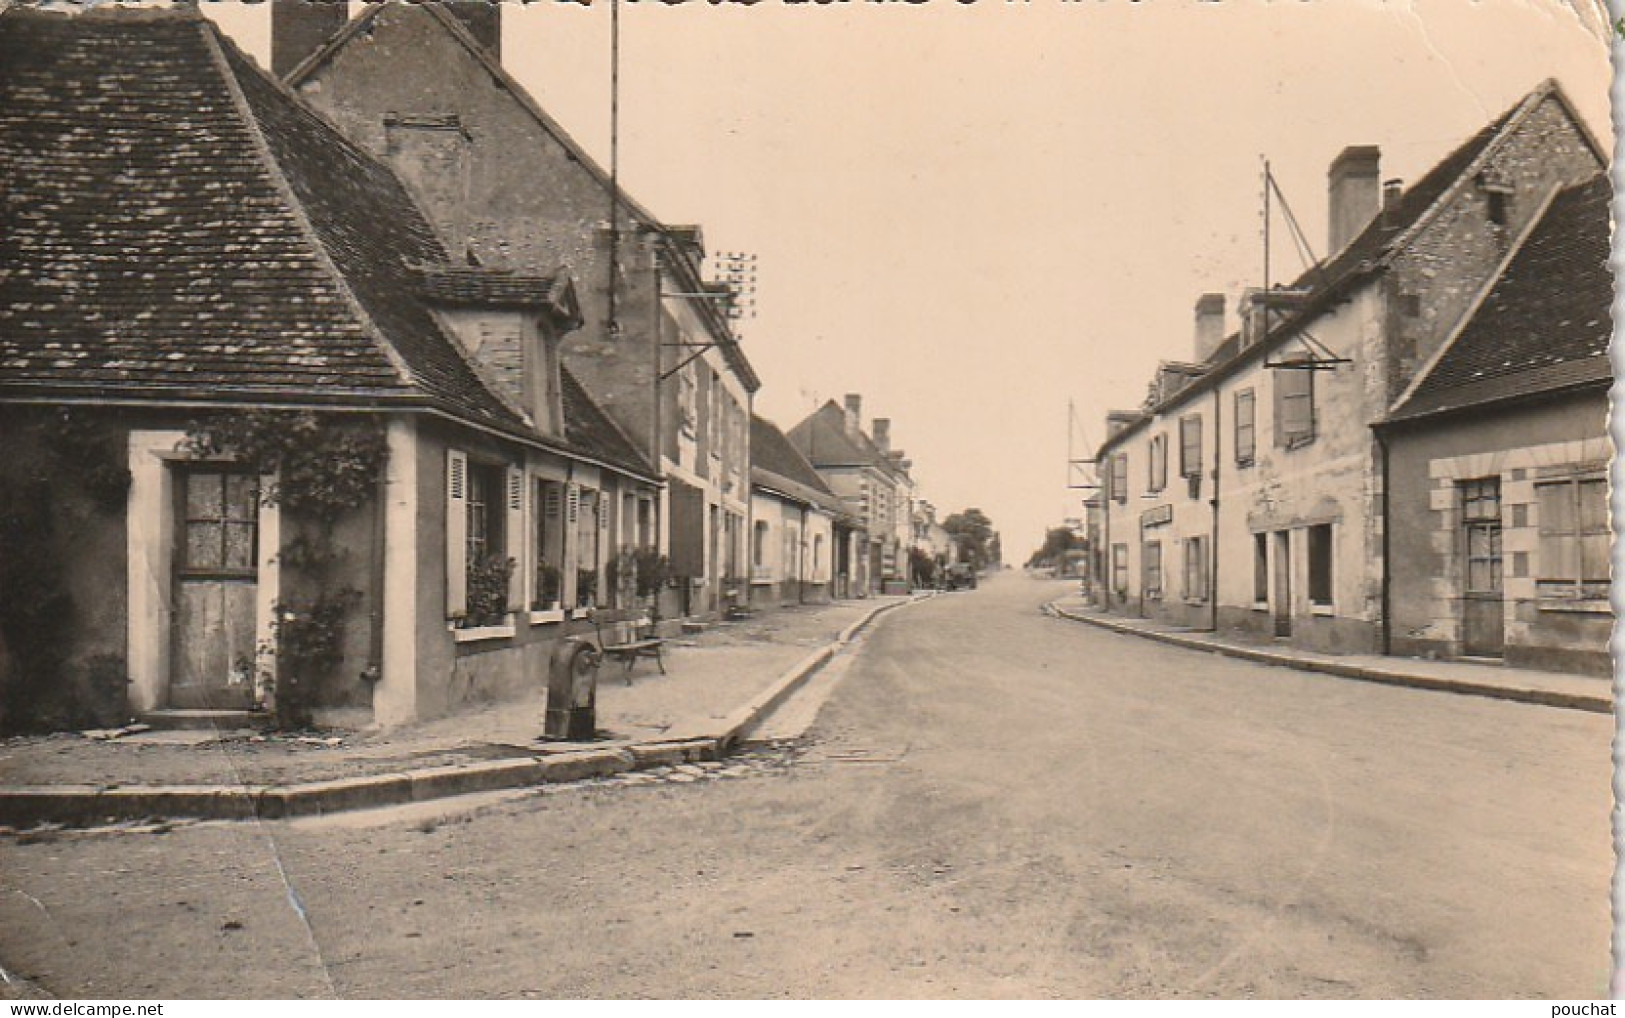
[271,0,349,79]
[1327,145,1381,255]
[1105,411,1139,439]
[1382,178,1404,226]
[440,1,501,61]
[1194,293,1225,362]
[844,394,862,438]
[872,418,891,453]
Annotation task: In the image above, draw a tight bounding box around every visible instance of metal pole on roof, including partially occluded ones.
[607,0,620,339]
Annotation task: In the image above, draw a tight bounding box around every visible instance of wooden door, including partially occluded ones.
[171,468,259,710]
[1272,530,1292,638]
[1461,478,1505,657]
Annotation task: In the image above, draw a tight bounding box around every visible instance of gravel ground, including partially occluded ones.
[0,575,1608,999]
[0,600,893,789]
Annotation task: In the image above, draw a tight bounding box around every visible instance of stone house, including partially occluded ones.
[1093,80,1606,665]
[1379,174,1612,675]
[788,395,912,596]
[747,415,857,607]
[277,0,761,621]
[0,7,660,730]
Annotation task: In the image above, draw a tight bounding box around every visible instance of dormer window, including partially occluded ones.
[1477,168,1514,228]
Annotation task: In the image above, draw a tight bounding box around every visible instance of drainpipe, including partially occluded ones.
[1210,388,1220,633]
[1377,427,1392,655]
[1101,458,1112,611]
[793,504,805,604]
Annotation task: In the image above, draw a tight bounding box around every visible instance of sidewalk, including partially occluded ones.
[0,595,920,827]
[1046,596,1613,714]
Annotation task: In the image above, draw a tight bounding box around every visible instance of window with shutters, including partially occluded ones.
[1274,365,1315,449]
[678,368,697,437]
[1142,540,1163,600]
[533,478,564,609]
[1147,435,1167,492]
[1183,535,1208,604]
[467,463,505,572]
[454,459,517,629]
[1111,543,1128,598]
[1536,475,1608,602]
[575,487,601,608]
[1234,389,1256,466]
[1179,415,1203,478]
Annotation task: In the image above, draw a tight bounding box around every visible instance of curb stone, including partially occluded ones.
[1044,601,1612,715]
[0,595,933,830]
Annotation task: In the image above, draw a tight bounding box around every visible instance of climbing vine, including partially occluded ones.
[184,410,387,729]
[0,407,132,732]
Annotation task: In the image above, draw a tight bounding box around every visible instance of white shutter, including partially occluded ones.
[507,466,526,612]
[563,482,581,607]
[445,449,468,618]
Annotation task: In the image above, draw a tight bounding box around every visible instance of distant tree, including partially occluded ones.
[988,532,1003,568]
[943,508,995,569]
[1027,527,1081,569]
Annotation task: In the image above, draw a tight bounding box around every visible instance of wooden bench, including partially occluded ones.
[588,607,666,684]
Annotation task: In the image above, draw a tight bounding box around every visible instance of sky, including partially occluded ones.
[203,0,1616,558]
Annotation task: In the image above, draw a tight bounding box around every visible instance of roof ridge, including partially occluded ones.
[199,19,422,395]
[1378,81,1556,263]
[286,2,666,231]
[559,365,657,477]
[1386,180,1567,416]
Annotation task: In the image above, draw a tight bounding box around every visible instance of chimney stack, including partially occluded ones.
[1105,411,1139,440]
[440,2,502,61]
[1382,178,1404,225]
[844,394,862,438]
[271,0,349,79]
[872,418,891,453]
[1194,293,1225,362]
[1327,145,1381,255]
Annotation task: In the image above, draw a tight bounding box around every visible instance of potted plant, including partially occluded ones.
[532,563,561,611]
[575,567,598,609]
[466,554,515,627]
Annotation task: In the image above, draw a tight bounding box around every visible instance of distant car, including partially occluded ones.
[943,564,978,591]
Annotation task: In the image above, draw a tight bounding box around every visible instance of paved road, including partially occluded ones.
[0,573,1612,998]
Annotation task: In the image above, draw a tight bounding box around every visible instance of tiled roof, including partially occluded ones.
[0,9,655,480]
[416,265,581,324]
[750,414,848,516]
[788,401,886,471]
[1100,80,1598,456]
[1390,174,1614,421]
[285,0,761,393]
[559,367,655,480]
[0,9,497,421]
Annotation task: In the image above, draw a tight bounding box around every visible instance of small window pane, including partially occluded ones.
[187,522,223,569]
[1538,483,1575,534]
[1580,532,1610,581]
[224,523,256,570]
[1578,479,1608,532]
[186,474,223,519]
[224,474,257,518]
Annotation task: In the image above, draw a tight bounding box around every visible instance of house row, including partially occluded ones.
[0,4,943,731]
[1087,80,1612,678]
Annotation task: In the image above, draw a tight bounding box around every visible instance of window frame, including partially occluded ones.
[1142,539,1163,601]
[1535,473,1608,602]
[1306,522,1333,608]
[1183,534,1208,605]
[1274,364,1316,450]
[1178,415,1203,479]
[1234,389,1256,466]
